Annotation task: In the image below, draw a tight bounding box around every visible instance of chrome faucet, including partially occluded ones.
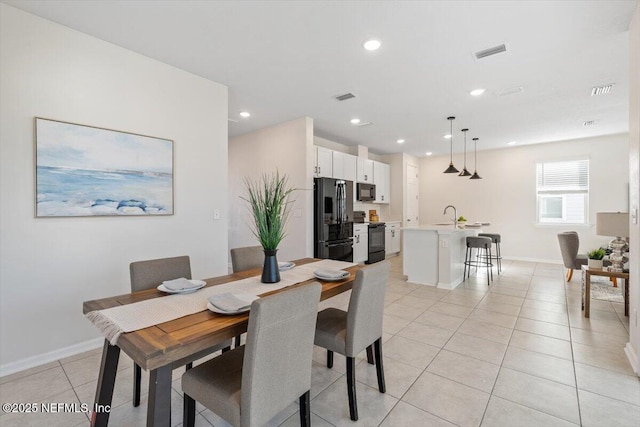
[443,205,457,228]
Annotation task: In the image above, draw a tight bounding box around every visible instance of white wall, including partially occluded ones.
[0,5,229,373]
[228,118,314,262]
[626,0,639,374]
[419,134,629,262]
[314,136,355,154]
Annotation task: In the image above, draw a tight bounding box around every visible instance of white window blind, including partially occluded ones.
[536,159,589,224]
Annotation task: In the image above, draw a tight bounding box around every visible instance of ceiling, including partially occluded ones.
[3,0,636,156]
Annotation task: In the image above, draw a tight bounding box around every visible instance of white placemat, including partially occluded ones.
[86,259,356,344]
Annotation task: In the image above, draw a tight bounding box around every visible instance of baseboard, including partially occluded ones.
[624,342,639,376]
[0,337,103,378]
[502,256,562,265]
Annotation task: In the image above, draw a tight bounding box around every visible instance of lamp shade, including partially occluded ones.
[596,212,629,237]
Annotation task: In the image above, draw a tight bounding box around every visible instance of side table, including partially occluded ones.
[581,265,629,318]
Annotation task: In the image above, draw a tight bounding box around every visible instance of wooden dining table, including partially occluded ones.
[83,258,361,427]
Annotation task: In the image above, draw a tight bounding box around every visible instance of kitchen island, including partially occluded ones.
[402,224,481,289]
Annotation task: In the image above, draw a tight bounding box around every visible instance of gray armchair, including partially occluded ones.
[557,232,588,281]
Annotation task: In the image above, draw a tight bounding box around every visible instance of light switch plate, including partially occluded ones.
[213,209,221,220]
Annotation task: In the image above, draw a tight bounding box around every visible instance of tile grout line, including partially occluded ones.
[480,265,587,426]
[59,360,91,422]
[384,284,480,426]
[565,272,583,427]
[477,263,531,427]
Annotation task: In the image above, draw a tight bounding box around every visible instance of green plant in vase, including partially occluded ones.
[242,171,295,283]
[587,248,606,269]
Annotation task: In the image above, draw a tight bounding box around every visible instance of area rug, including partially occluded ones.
[589,276,624,302]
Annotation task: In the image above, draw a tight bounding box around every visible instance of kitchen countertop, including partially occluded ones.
[402,224,481,234]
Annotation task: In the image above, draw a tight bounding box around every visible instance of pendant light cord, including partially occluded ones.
[449,119,454,163]
[463,129,468,168]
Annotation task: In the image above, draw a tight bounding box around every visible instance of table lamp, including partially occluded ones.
[596,212,629,272]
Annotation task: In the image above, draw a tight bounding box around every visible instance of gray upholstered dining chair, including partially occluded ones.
[182,283,322,427]
[314,260,390,421]
[129,255,231,407]
[230,246,264,347]
[230,246,264,273]
[557,231,588,282]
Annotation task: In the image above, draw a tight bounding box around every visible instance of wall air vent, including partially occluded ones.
[495,86,524,97]
[591,84,613,96]
[335,93,356,101]
[474,44,507,59]
[355,121,373,127]
[583,120,596,126]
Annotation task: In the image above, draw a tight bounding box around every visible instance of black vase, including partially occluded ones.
[261,249,280,283]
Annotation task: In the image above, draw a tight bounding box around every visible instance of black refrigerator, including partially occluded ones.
[314,177,354,262]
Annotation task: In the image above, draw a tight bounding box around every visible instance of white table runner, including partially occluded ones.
[86,259,356,344]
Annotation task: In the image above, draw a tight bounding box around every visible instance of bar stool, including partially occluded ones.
[479,233,502,275]
[464,236,493,286]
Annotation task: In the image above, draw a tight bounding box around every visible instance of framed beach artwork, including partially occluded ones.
[35,118,174,217]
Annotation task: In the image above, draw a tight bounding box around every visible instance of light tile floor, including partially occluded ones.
[1,256,638,426]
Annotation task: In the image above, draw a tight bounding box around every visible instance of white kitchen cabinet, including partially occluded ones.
[385,222,401,255]
[353,224,369,263]
[315,146,333,178]
[373,161,390,204]
[356,158,374,183]
[343,153,357,182]
[332,151,357,182]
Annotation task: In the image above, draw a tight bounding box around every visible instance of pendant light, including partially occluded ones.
[458,128,472,176]
[443,116,459,173]
[470,137,482,179]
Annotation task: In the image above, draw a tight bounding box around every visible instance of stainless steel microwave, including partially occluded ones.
[356,183,376,202]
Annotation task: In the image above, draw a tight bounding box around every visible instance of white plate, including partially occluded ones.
[279,261,295,271]
[157,280,206,294]
[207,302,251,315]
[313,272,349,281]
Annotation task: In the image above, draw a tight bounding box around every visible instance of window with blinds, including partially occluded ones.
[536,159,589,224]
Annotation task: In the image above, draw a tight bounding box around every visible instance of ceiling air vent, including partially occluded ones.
[355,121,373,127]
[335,93,356,101]
[591,84,613,96]
[495,86,524,97]
[583,120,596,126]
[474,44,507,59]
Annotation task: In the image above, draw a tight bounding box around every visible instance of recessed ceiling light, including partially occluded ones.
[444,134,452,139]
[507,141,517,145]
[470,89,485,96]
[239,111,251,118]
[397,139,405,144]
[426,152,433,156]
[363,39,381,51]
[350,118,361,125]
